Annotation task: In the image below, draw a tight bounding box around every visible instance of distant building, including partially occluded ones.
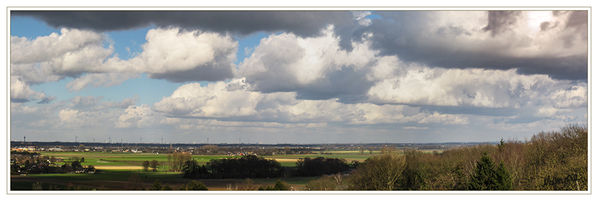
[48,147,64,152]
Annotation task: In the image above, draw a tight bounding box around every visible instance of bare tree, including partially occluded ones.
[348,149,406,190]
[150,160,159,172]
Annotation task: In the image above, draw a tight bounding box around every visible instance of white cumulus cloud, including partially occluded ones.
[154,78,469,126]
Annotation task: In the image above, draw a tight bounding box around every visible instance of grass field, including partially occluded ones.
[12,150,384,190]
[40,152,241,171]
[40,151,383,168]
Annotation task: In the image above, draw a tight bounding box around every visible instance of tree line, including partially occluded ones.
[182,155,283,179]
[11,153,95,175]
[181,155,357,179]
[306,125,587,191]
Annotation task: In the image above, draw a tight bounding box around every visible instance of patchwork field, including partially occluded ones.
[39,152,242,171]
[39,151,386,168]
[12,150,382,190]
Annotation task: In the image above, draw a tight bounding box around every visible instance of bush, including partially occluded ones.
[305,174,346,190]
[258,180,290,190]
[182,180,208,190]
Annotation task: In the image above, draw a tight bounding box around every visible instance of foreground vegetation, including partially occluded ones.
[11,125,587,191]
[313,125,587,190]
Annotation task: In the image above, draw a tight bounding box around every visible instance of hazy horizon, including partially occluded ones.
[9,10,588,144]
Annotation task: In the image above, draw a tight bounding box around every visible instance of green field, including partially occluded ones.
[40,151,382,168]
[40,152,242,170]
[12,151,380,190]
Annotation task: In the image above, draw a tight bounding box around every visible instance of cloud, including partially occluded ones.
[368,68,551,107]
[11,27,238,91]
[361,11,587,80]
[116,105,160,128]
[10,76,50,103]
[11,28,111,84]
[13,11,588,84]
[238,26,399,102]
[10,28,105,65]
[483,11,522,36]
[58,109,84,125]
[367,66,587,122]
[353,11,373,26]
[50,96,139,128]
[70,96,102,108]
[153,78,269,118]
[154,78,470,126]
[123,28,237,82]
[549,85,587,108]
[67,96,137,110]
[13,11,353,37]
[160,118,328,130]
[237,23,587,123]
[9,11,588,143]
[66,73,139,91]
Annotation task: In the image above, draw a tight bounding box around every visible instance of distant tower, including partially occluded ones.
[75,136,78,143]
[23,136,26,144]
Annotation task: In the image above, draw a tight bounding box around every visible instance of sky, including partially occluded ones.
[9,10,588,144]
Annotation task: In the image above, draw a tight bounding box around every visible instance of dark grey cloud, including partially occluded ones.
[562,10,588,48]
[11,95,53,104]
[11,98,29,103]
[483,11,522,36]
[37,96,55,104]
[294,67,374,103]
[12,10,588,82]
[148,63,235,82]
[357,11,588,80]
[12,11,353,36]
[564,10,587,29]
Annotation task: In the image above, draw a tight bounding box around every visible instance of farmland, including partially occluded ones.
[11,150,383,190]
[38,151,243,170]
[38,150,385,168]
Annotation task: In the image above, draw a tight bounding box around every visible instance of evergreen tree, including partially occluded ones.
[498,138,505,153]
[496,162,512,190]
[468,153,512,190]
